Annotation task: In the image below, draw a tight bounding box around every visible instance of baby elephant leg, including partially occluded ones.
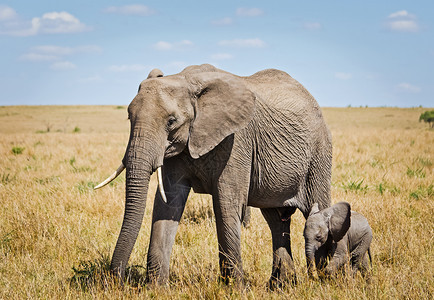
[325,240,349,276]
[352,250,371,278]
[350,235,372,277]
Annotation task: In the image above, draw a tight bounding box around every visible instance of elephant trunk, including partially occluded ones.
[110,131,161,281]
[305,243,318,278]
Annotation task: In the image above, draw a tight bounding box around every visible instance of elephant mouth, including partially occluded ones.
[94,162,168,203]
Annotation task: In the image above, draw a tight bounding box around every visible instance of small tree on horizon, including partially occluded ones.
[419,110,434,128]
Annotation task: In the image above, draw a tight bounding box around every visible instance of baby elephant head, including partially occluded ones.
[304,202,351,274]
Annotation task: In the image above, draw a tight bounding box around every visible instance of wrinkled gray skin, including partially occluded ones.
[109,64,332,287]
[304,202,373,278]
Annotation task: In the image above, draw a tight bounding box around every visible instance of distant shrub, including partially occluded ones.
[419,110,434,128]
[73,126,81,133]
[11,147,25,155]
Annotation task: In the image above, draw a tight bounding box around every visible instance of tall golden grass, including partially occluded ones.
[0,105,432,299]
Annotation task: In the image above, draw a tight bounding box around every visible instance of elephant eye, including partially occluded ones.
[167,116,177,128]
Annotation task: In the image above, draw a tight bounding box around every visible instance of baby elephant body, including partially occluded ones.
[303,202,372,278]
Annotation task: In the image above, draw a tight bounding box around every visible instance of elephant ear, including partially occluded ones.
[326,202,351,242]
[147,68,164,79]
[188,72,256,159]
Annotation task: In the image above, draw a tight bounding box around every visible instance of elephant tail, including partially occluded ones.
[367,247,372,267]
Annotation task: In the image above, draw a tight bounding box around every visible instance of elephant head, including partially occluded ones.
[95,66,256,280]
[303,202,351,277]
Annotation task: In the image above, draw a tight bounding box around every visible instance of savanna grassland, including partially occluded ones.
[0,105,432,299]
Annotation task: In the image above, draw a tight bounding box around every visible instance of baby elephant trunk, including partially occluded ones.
[305,244,318,278]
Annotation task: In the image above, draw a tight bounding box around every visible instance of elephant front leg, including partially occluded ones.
[213,197,245,284]
[325,240,349,276]
[261,207,297,289]
[146,163,191,284]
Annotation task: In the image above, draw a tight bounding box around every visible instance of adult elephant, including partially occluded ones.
[95,64,332,287]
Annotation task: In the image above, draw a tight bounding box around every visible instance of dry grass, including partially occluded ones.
[0,105,432,299]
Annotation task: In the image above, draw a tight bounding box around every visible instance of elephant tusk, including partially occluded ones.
[94,163,125,190]
[157,167,168,203]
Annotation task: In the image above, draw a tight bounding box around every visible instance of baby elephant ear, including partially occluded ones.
[327,202,351,242]
[309,203,320,216]
[188,72,256,158]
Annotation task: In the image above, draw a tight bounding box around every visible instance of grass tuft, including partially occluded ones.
[70,254,113,291]
[70,253,147,292]
[11,146,25,155]
[342,178,368,193]
[406,166,426,178]
[409,184,433,200]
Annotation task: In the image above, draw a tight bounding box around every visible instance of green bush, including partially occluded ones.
[419,110,434,128]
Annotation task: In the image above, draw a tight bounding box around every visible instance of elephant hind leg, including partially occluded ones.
[352,252,371,279]
[261,207,297,289]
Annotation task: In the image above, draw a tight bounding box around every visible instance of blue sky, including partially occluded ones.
[0,1,433,107]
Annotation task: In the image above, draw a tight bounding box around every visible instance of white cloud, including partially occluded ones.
[0,7,90,36]
[396,82,421,93]
[36,12,89,34]
[303,22,322,30]
[153,40,193,51]
[50,61,76,70]
[212,17,234,26]
[179,40,193,46]
[236,7,264,17]
[79,75,103,83]
[0,5,17,21]
[153,41,173,51]
[104,5,156,16]
[211,53,234,60]
[387,20,419,32]
[108,64,149,72]
[335,72,353,80]
[388,10,413,19]
[19,53,59,62]
[33,45,101,56]
[20,45,101,62]
[386,10,419,33]
[219,38,266,48]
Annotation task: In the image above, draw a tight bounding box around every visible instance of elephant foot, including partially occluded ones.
[268,273,297,290]
[267,256,297,290]
[145,264,170,286]
[219,263,245,287]
[110,264,126,287]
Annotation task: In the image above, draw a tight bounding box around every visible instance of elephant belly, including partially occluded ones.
[247,160,308,208]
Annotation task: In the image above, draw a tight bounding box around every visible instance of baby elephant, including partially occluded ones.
[303,202,372,278]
